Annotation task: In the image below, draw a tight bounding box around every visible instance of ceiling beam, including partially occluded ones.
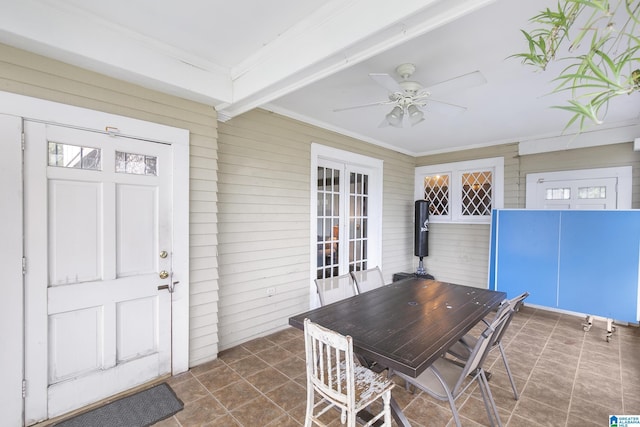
[0,0,496,119]
[218,0,497,118]
[0,0,232,104]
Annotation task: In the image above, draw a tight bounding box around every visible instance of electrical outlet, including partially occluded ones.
[267,287,276,297]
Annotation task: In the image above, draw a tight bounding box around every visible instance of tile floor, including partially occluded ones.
[154,306,640,426]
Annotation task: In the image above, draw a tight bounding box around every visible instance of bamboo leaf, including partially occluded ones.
[510,0,639,130]
[569,0,610,13]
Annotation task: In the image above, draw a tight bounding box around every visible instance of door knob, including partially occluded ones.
[159,270,169,279]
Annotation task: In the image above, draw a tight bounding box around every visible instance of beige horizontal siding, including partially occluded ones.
[0,43,220,368]
[380,154,418,282]
[217,109,416,350]
[423,223,492,287]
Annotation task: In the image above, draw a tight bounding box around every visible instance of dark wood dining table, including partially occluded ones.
[289,277,506,426]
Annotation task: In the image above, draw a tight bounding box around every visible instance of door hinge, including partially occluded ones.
[22,379,26,398]
[22,257,26,275]
[21,132,25,151]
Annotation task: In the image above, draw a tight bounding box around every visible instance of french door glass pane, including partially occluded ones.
[316,166,340,279]
[316,166,371,279]
[349,172,368,273]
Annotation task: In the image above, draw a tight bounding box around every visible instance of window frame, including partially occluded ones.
[414,157,504,224]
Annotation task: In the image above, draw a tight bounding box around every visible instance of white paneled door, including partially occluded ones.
[525,167,632,210]
[24,123,173,422]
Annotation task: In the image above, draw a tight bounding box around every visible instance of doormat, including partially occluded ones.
[53,383,184,427]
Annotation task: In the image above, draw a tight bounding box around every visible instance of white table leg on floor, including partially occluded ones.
[606,318,616,342]
[583,315,616,342]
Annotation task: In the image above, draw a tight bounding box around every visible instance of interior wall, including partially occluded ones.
[216,109,416,350]
[414,143,520,287]
[0,43,220,367]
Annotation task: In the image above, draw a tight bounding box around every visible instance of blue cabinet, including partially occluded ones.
[489,209,640,322]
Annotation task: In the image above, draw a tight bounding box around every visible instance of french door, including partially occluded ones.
[312,145,383,297]
[24,123,173,422]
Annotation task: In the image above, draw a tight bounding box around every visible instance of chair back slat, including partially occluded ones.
[304,318,354,406]
[315,274,355,306]
[351,267,385,294]
[492,291,529,344]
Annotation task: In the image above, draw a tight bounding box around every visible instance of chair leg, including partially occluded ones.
[498,343,519,400]
[445,392,462,427]
[347,408,357,427]
[382,390,392,426]
[304,384,314,427]
[477,370,503,427]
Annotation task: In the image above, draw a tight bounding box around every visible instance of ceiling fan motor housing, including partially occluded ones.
[395,63,416,79]
[400,80,423,96]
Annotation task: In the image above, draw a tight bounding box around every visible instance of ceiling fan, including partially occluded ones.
[334,63,486,128]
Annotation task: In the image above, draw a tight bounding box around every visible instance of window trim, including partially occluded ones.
[414,157,504,224]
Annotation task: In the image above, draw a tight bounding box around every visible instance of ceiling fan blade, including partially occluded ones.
[425,99,467,115]
[426,70,486,96]
[369,73,403,93]
[333,99,393,112]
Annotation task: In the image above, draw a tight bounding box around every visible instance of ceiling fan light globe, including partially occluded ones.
[389,106,403,119]
[385,113,402,127]
[386,106,404,127]
[407,104,422,118]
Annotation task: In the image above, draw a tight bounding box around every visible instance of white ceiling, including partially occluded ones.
[1,0,638,155]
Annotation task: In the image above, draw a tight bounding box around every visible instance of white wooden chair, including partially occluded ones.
[389,300,514,427]
[303,318,394,427]
[447,291,529,400]
[314,274,356,306]
[350,267,385,294]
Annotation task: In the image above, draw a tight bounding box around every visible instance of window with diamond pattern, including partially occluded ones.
[415,158,503,223]
[461,171,492,216]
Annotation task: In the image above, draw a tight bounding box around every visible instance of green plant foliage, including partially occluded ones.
[511,0,639,130]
